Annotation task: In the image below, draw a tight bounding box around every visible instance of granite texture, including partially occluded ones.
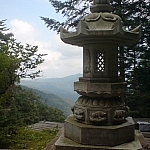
[64,115,135,146]
[55,131,142,150]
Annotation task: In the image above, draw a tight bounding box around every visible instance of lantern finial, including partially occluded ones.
[91,0,113,13]
[93,0,110,5]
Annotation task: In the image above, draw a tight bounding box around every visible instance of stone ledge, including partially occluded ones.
[55,132,142,150]
[64,115,135,146]
[74,81,126,92]
[74,81,126,98]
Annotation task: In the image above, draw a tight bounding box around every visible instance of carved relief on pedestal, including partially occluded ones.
[90,111,106,123]
[73,96,129,125]
[113,110,126,123]
[75,96,125,108]
[73,108,85,121]
[113,106,130,122]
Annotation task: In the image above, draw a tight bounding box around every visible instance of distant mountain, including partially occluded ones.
[20,73,82,101]
[22,86,74,116]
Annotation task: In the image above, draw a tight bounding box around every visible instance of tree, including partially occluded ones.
[121,0,150,117]
[0,86,66,148]
[0,20,46,96]
[42,0,150,117]
[0,19,46,127]
[0,20,46,148]
[41,0,91,32]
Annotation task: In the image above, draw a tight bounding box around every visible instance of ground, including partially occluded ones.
[31,121,150,150]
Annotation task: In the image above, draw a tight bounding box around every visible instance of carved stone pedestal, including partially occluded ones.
[73,96,129,125]
[55,133,142,150]
[55,115,142,150]
[64,115,134,146]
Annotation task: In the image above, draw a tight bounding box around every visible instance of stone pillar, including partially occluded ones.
[73,42,127,126]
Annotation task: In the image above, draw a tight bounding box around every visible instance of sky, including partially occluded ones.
[0,0,83,78]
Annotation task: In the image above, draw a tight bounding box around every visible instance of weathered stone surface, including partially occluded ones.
[55,132,142,150]
[57,0,142,149]
[74,81,126,98]
[91,0,113,13]
[82,44,118,78]
[64,115,135,146]
[60,12,141,46]
[79,77,123,83]
[72,96,129,125]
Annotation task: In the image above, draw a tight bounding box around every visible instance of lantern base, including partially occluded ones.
[72,96,129,125]
[63,115,135,146]
[55,134,142,150]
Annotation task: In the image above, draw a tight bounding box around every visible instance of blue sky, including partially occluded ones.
[0,0,82,78]
[0,0,63,40]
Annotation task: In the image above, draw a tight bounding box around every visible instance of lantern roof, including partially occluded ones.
[60,0,141,47]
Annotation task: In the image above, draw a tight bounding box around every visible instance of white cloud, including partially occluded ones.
[10,19,38,44]
[36,36,83,78]
[9,19,83,78]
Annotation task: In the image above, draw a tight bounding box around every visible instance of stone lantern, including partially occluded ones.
[55,0,142,149]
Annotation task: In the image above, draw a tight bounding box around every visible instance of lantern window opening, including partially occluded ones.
[95,49,105,72]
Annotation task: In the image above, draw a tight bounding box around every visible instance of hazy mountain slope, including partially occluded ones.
[20,74,82,101]
[22,86,74,116]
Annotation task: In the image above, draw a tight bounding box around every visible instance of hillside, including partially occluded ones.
[22,86,74,116]
[20,73,82,101]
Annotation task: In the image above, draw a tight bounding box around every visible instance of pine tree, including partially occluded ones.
[41,0,92,32]
[122,0,150,117]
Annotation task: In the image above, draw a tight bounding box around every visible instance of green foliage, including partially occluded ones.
[0,20,13,41]
[0,86,65,148]
[14,86,66,124]
[27,87,73,116]
[0,36,46,81]
[126,53,150,117]
[41,0,91,32]
[120,1,150,117]
[0,20,46,95]
[11,127,58,150]
[0,52,19,95]
[0,20,64,148]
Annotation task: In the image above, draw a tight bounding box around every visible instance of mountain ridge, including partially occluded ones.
[21,86,74,116]
[20,73,82,101]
